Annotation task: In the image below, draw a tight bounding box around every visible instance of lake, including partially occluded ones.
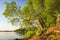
[0,32,23,40]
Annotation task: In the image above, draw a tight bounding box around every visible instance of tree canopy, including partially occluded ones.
[3,0,60,39]
[3,0,60,28]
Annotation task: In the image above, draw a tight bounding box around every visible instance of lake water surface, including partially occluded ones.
[0,32,23,40]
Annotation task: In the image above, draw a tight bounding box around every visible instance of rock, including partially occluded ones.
[14,38,20,40]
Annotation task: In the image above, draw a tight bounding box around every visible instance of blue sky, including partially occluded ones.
[0,0,27,31]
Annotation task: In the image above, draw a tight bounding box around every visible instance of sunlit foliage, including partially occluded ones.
[3,0,60,38]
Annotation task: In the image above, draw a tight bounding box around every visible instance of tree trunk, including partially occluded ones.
[29,19,43,30]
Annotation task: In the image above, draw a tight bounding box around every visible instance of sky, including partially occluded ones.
[0,0,27,31]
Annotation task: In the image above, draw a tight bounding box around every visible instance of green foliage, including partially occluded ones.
[3,0,60,38]
[4,1,18,18]
[36,29,43,35]
[3,1,20,25]
[20,0,60,28]
[14,28,27,34]
[24,31,35,38]
[15,26,38,38]
[3,0,60,27]
[24,27,37,38]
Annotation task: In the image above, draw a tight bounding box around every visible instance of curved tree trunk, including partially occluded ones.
[29,19,43,30]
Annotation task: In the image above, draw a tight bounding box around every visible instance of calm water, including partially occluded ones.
[0,32,23,40]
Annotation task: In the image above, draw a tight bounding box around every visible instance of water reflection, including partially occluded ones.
[0,32,23,40]
[15,32,24,36]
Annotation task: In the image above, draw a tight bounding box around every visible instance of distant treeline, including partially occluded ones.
[14,28,27,34]
[14,27,37,34]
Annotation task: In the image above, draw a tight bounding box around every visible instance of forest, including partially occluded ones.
[3,0,60,40]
